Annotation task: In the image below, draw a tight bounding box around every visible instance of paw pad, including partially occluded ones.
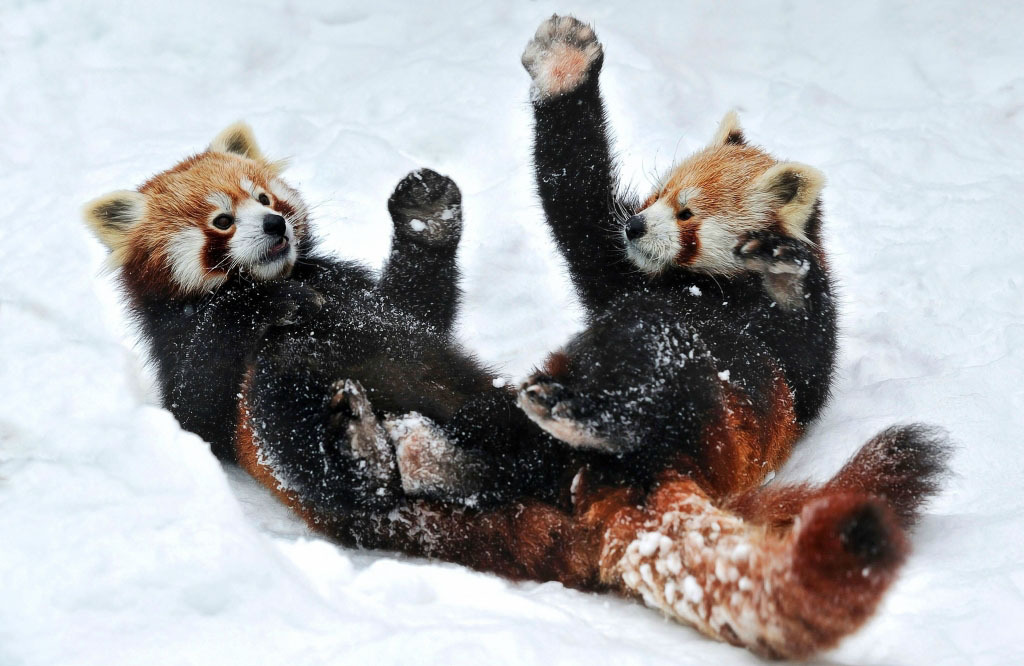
[388,169,463,246]
[522,15,603,100]
[517,376,613,452]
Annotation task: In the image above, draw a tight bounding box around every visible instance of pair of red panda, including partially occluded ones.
[82,14,949,660]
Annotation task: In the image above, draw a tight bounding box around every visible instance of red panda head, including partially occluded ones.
[83,122,310,298]
[623,112,825,275]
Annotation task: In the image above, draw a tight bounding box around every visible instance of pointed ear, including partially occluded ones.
[710,110,745,147]
[754,162,825,240]
[209,121,265,161]
[82,190,146,252]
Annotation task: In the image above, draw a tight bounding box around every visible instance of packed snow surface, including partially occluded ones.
[2,1,1023,664]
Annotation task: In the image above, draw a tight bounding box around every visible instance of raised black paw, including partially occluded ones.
[261,281,324,327]
[522,15,603,100]
[517,373,612,452]
[734,232,812,310]
[387,168,463,247]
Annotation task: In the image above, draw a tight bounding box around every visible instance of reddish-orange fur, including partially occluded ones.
[542,350,571,379]
[234,374,913,659]
[235,368,317,526]
[697,369,800,498]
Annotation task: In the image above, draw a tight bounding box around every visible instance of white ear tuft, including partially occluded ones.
[753,162,825,240]
[266,157,290,176]
[710,111,745,147]
[82,190,146,253]
[209,121,265,161]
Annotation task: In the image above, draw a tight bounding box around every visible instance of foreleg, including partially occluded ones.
[523,15,637,311]
[162,280,323,460]
[378,168,463,339]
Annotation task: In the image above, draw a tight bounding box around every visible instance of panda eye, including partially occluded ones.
[257,193,270,206]
[677,208,694,221]
[212,213,235,230]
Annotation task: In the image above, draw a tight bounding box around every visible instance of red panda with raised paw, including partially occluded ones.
[503,14,950,656]
[517,26,837,497]
[82,125,574,517]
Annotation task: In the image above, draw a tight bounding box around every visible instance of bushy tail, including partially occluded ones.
[600,478,908,660]
[316,424,951,660]
[827,424,953,528]
[726,423,952,530]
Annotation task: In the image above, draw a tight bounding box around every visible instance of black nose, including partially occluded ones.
[263,214,286,237]
[624,215,646,241]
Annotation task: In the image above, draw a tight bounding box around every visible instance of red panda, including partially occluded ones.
[82,123,578,514]
[451,13,946,658]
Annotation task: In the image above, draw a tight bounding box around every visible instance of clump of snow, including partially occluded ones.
[682,576,704,604]
[636,531,664,557]
[1,1,1023,665]
[409,219,427,232]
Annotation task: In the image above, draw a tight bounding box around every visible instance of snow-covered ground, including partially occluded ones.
[2,1,1023,663]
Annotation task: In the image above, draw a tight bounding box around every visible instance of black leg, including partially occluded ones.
[246,365,399,514]
[523,15,638,312]
[143,279,323,460]
[391,387,577,504]
[378,168,463,340]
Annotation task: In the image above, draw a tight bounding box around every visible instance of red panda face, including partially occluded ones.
[623,113,825,276]
[136,152,308,292]
[84,123,310,298]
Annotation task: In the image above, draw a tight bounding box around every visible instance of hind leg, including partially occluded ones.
[245,368,400,514]
[516,320,720,464]
[390,387,577,505]
[378,168,463,339]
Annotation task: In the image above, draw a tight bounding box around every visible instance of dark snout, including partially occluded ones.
[263,213,287,237]
[624,214,646,241]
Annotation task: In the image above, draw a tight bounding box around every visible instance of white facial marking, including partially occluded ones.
[205,192,233,214]
[677,187,699,208]
[229,198,296,280]
[167,227,225,292]
[693,217,744,274]
[269,177,310,220]
[625,200,681,274]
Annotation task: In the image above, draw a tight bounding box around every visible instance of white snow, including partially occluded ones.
[1,1,1023,665]
[636,531,664,557]
[683,575,704,604]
